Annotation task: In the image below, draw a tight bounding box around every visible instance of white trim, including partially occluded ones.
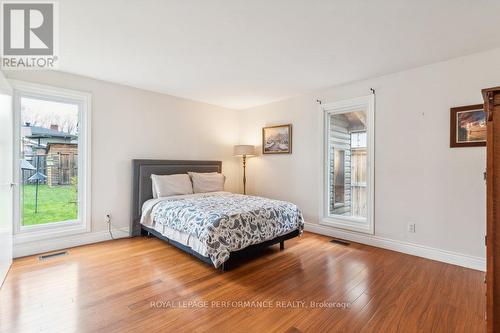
[9,80,92,101]
[321,94,375,234]
[9,79,92,240]
[321,216,372,234]
[13,228,129,258]
[305,222,485,272]
[0,86,13,95]
[14,223,89,243]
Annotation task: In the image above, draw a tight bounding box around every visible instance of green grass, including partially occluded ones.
[22,184,78,226]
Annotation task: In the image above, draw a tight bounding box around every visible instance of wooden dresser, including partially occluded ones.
[483,86,500,333]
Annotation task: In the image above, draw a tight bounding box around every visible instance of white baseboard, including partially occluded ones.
[304,222,486,272]
[13,228,130,258]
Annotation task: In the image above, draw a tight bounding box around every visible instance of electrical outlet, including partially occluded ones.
[408,223,416,233]
[105,213,111,224]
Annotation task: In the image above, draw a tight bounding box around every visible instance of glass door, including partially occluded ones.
[0,89,13,285]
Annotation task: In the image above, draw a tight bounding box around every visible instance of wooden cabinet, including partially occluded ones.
[483,86,500,333]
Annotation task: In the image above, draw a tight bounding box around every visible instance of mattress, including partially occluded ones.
[142,218,209,257]
[141,191,304,267]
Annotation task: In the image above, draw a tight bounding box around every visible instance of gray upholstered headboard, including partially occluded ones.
[130,159,222,236]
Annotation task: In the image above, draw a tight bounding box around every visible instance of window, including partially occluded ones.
[351,131,367,148]
[12,81,91,241]
[322,95,374,234]
[20,97,79,226]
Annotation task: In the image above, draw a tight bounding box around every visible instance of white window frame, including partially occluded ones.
[10,80,92,243]
[321,95,375,234]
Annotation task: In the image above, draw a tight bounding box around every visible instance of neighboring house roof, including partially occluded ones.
[22,137,46,150]
[46,142,78,153]
[25,126,77,140]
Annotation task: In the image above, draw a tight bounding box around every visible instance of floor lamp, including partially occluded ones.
[233,145,255,195]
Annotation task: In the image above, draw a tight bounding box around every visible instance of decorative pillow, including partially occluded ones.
[188,172,225,193]
[151,174,193,198]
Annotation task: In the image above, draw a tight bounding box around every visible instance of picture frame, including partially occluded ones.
[450,104,486,148]
[262,124,292,154]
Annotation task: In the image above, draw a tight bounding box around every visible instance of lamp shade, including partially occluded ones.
[233,145,255,156]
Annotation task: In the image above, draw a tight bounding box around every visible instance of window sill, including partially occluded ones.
[14,222,91,245]
[320,217,374,235]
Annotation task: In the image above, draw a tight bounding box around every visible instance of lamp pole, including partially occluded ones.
[233,145,255,195]
[242,154,247,195]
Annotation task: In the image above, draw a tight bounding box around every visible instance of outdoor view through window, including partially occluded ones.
[328,110,368,220]
[20,97,79,226]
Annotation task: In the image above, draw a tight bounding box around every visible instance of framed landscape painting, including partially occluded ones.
[450,104,486,148]
[262,124,292,154]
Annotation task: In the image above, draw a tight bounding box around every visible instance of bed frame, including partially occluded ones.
[130,159,300,271]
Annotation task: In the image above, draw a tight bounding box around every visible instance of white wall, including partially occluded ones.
[0,71,11,93]
[239,47,500,264]
[5,70,241,240]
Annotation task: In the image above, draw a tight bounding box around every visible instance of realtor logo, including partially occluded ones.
[1,1,59,69]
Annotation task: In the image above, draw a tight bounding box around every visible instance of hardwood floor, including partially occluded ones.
[0,232,485,333]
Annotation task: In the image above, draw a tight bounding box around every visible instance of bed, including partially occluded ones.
[130,159,304,271]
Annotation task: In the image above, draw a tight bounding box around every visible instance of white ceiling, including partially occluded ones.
[59,0,500,109]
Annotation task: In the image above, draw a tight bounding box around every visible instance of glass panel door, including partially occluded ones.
[0,90,13,284]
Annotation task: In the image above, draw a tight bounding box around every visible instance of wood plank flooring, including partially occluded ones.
[0,232,485,333]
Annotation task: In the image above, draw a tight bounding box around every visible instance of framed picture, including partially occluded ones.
[262,124,292,154]
[450,104,486,148]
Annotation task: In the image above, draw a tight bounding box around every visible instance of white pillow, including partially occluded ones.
[152,179,159,198]
[151,174,193,198]
[188,172,225,193]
